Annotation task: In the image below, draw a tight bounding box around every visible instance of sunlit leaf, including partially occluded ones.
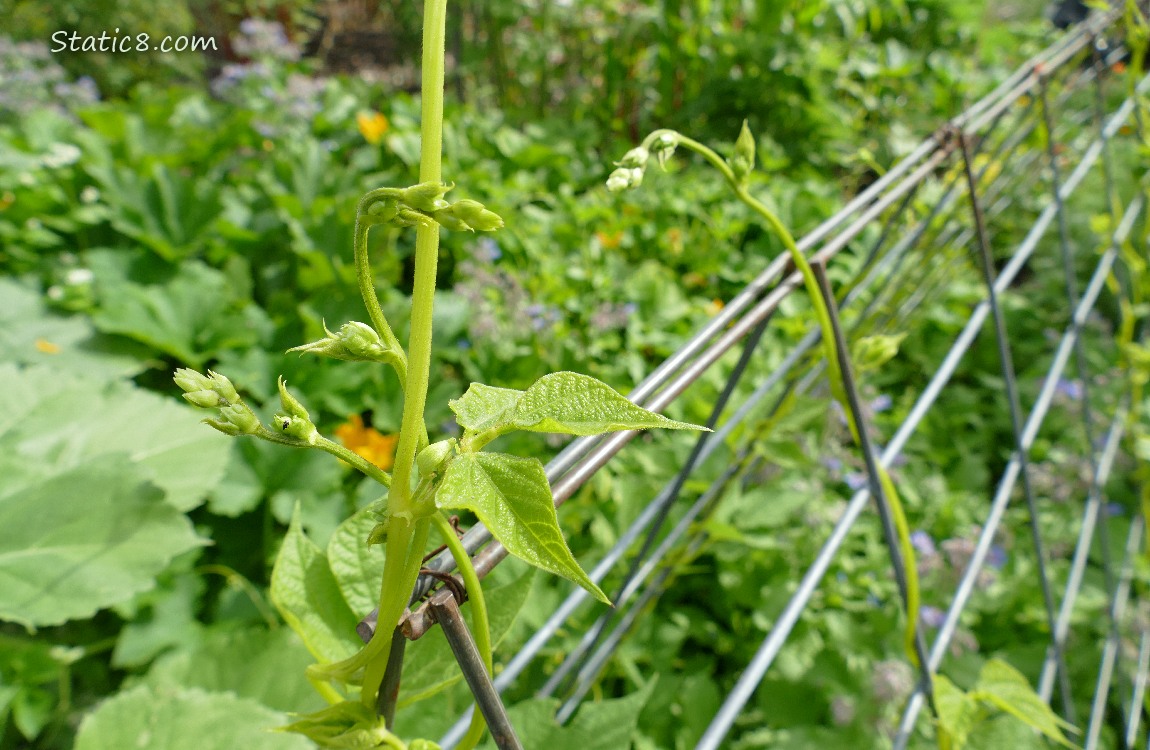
[435,452,608,604]
[450,371,705,439]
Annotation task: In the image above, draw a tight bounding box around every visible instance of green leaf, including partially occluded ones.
[89,251,272,367]
[0,454,205,628]
[450,371,705,440]
[0,278,143,379]
[435,453,609,604]
[934,674,983,750]
[327,505,387,616]
[0,364,230,513]
[972,659,1079,749]
[75,685,311,750]
[145,626,324,714]
[270,507,360,664]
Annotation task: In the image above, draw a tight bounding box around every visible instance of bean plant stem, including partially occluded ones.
[361,0,448,714]
[640,129,921,663]
[431,512,492,750]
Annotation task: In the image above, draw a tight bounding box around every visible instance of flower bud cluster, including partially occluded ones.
[174,368,262,437]
[606,133,681,193]
[289,321,398,364]
[361,182,504,233]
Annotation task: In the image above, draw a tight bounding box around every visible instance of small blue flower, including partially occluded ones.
[911,530,937,557]
[920,605,946,628]
[822,456,843,474]
[476,237,502,262]
[1106,502,1124,517]
[1055,378,1083,401]
[457,338,471,350]
[845,471,868,491]
[987,544,1008,569]
[869,394,893,412]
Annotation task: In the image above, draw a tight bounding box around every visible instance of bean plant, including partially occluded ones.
[171,3,1088,749]
[173,1,704,748]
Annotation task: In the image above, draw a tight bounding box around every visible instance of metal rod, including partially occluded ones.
[812,261,935,694]
[1084,515,1144,749]
[429,595,524,750]
[1127,630,1150,748]
[957,128,1073,721]
[376,626,406,725]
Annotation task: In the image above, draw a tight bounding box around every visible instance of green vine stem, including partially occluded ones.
[359,0,448,714]
[633,128,921,664]
[431,512,492,750]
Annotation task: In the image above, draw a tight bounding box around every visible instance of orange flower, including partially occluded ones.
[596,231,623,249]
[335,414,398,470]
[357,111,389,145]
[1112,61,1127,74]
[706,298,725,316]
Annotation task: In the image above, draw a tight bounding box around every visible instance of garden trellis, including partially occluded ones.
[351,10,1150,749]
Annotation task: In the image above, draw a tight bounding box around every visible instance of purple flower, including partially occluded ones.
[822,456,843,474]
[845,471,868,491]
[920,605,946,628]
[987,544,1008,569]
[457,338,471,350]
[911,530,937,557]
[1106,502,1124,517]
[475,237,502,262]
[1054,378,1084,401]
[869,394,893,412]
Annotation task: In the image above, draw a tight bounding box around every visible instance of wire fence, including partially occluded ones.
[358,10,1150,748]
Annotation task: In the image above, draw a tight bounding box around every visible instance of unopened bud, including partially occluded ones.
[203,417,242,436]
[289,321,390,362]
[399,182,453,212]
[730,120,756,184]
[183,389,222,409]
[393,208,436,228]
[417,438,456,478]
[606,167,643,192]
[364,198,399,224]
[275,414,319,445]
[617,146,649,169]
[450,200,504,232]
[174,368,213,395]
[277,378,311,422]
[431,206,473,232]
[219,403,261,435]
[652,132,678,169]
[207,370,240,403]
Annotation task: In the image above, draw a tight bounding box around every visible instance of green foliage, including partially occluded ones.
[436,452,608,603]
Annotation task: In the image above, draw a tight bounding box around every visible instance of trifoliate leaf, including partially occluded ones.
[450,371,705,441]
[0,454,205,628]
[435,452,608,604]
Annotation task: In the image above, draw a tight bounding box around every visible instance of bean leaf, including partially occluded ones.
[972,659,1078,749]
[435,452,608,604]
[450,371,705,439]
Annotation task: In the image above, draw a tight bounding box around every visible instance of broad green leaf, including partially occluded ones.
[270,508,360,664]
[145,626,323,715]
[327,505,387,616]
[448,383,523,433]
[0,454,205,628]
[450,371,705,439]
[0,364,230,512]
[88,250,271,367]
[75,685,310,750]
[0,278,143,379]
[973,659,1079,749]
[400,568,536,706]
[436,452,609,604]
[934,674,983,750]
